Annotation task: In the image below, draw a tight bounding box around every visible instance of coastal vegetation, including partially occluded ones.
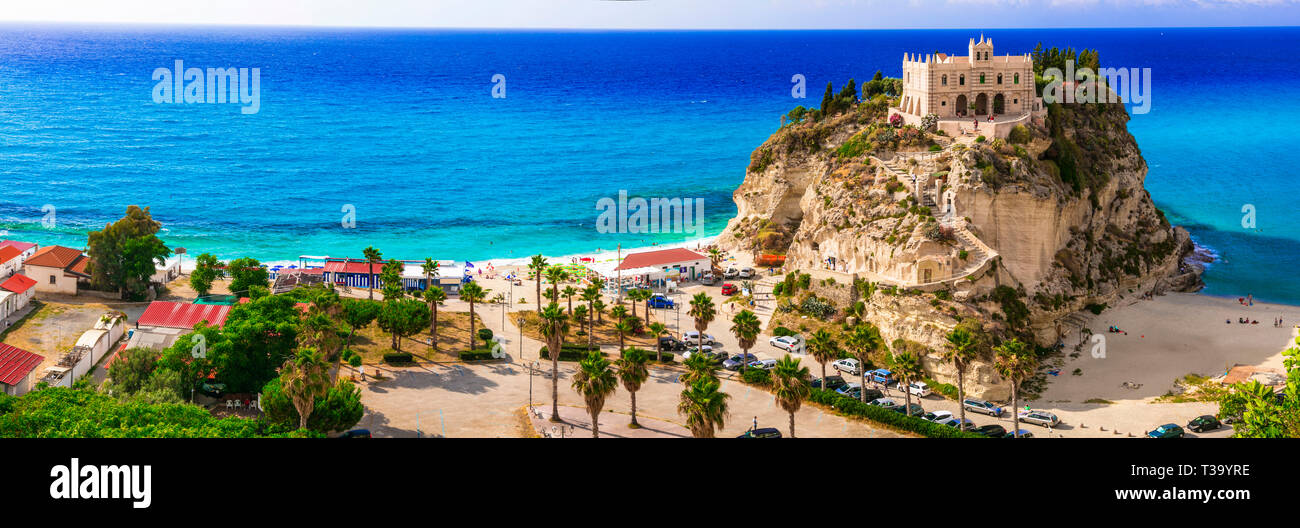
[85,205,172,300]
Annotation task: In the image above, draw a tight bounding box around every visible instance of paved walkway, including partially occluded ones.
[529,405,692,438]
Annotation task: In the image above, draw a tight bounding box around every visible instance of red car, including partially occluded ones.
[721,283,738,295]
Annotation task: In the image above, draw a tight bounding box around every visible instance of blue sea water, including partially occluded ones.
[0,25,1297,302]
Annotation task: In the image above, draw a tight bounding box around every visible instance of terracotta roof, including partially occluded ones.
[137,301,231,329]
[0,241,36,253]
[0,246,20,265]
[323,259,383,275]
[24,245,85,270]
[0,274,37,295]
[613,248,707,271]
[0,343,43,386]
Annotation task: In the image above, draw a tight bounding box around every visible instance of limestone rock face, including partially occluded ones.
[721,102,1200,401]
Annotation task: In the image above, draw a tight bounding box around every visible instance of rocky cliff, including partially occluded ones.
[720,99,1201,400]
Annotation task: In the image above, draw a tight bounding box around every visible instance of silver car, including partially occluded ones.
[1019,410,1060,427]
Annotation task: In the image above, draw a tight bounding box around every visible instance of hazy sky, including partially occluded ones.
[1,0,1298,29]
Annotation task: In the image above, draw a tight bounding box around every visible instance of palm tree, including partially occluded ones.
[460,282,488,349]
[544,266,568,307]
[580,286,601,351]
[943,327,978,429]
[362,246,382,300]
[687,292,716,358]
[421,257,439,295]
[770,355,811,437]
[680,351,719,387]
[846,323,886,401]
[538,302,569,422]
[571,305,588,335]
[613,318,632,356]
[615,348,650,428]
[281,348,331,430]
[571,350,618,438]
[647,322,668,362]
[807,328,839,394]
[422,286,446,349]
[707,247,724,274]
[890,349,924,417]
[994,338,1036,437]
[730,309,761,375]
[677,379,731,438]
[592,298,606,326]
[528,254,548,313]
[562,286,577,314]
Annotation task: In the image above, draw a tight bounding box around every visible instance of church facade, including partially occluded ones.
[896,35,1041,121]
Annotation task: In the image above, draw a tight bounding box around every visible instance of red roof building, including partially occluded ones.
[0,273,37,295]
[0,240,37,253]
[0,246,20,266]
[137,301,232,329]
[322,259,383,275]
[613,248,708,271]
[0,343,44,391]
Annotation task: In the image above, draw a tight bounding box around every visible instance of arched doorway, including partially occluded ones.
[975,93,988,115]
[993,93,1005,114]
[955,94,968,116]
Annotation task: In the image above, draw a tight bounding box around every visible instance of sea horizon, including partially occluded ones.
[2,25,1298,302]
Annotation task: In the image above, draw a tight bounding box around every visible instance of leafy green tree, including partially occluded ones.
[226,257,270,298]
[85,205,172,300]
[680,351,718,387]
[678,379,730,438]
[376,298,430,352]
[157,323,222,399]
[944,327,978,428]
[218,294,303,392]
[770,355,811,437]
[615,348,649,428]
[379,259,405,299]
[993,338,1036,436]
[340,298,381,349]
[107,347,162,395]
[820,81,834,116]
[189,253,223,297]
[571,350,618,438]
[845,323,885,401]
[538,302,569,422]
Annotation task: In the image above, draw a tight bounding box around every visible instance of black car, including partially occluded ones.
[974,424,1007,437]
[658,336,687,352]
[891,403,925,417]
[338,429,372,438]
[737,427,782,438]
[812,375,847,390]
[1187,415,1221,433]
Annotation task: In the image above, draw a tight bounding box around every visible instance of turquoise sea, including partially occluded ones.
[0,26,1297,302]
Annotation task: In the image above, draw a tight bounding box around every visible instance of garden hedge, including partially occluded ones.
[807,388,985,438]
[459,348,498,361]
[383,352,414,364]
[539,344,606,361]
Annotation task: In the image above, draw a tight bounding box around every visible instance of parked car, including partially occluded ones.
[723,267,740,279]
[838,385,883,402]
[1187,415,1221,433]
[811,375,847,390]
[869,368,895,385]
[737,427,782,438]
[891,403,925,417]
[897,381,932,397]
[940,418,976,431]
[721,283,739,296]
[658,336,687,352]
[974,424,1007,437]
[749,359,778,370]
[1003,429,1035,438]
[722,353,758,370]
[738,267,755,279]
[700,273,719,285]
[836,382,862,397]
[1148,424,1185,438]
[703,350,729,364]
[923,410,953,423]
[338,429,371,438]
[1019,410,1060,428]
[831,358,862,375]
[683,331,716,346]
[868,398,899,409]
[769,335,804,353]
[963,398,1004,417]
[681,345,713,359]
[647,294,675,309]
